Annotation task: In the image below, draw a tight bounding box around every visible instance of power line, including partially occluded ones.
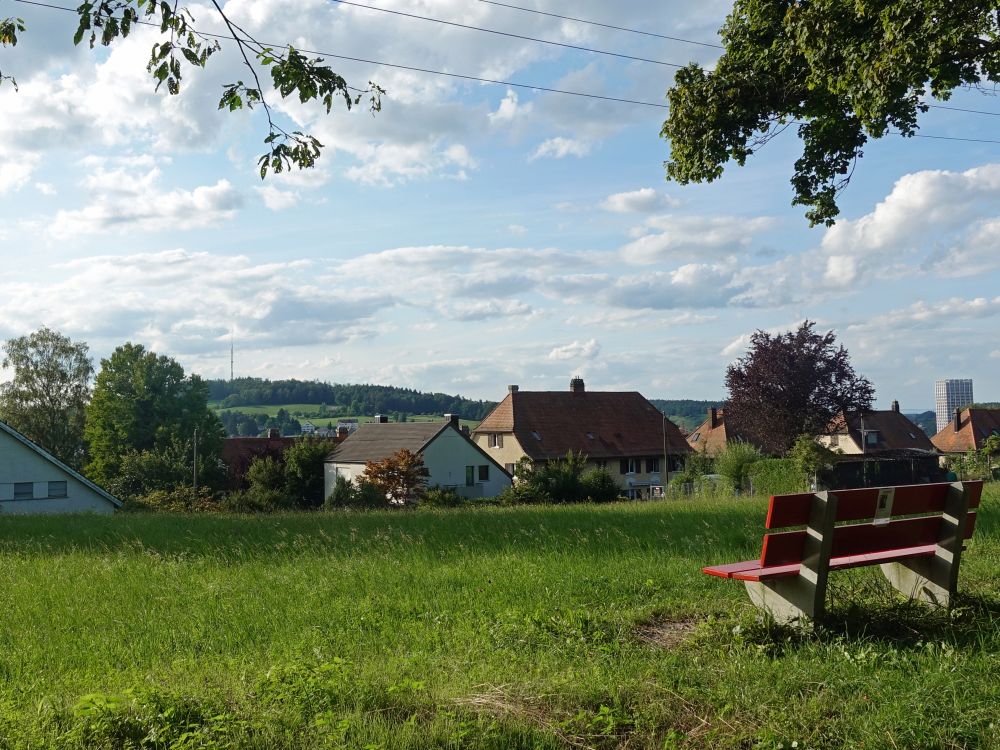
[477,0,724,50]
[325,0,685,68]
[12,0,1000,145]
[13,0,670,108]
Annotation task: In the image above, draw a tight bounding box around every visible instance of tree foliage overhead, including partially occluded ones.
[0,327,93,467]
[663,1,1000,226]
[724,321,874,455]
[84,343,225,486]
[0,1,383,176]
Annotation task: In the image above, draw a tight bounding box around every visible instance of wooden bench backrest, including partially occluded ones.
[759,481,983,568]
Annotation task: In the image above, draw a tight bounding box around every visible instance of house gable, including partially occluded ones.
[0,420,120,513]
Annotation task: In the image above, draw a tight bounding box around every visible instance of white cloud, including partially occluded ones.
[48,163,243,238]
[34,182,56,196]
[506,224,527,235]
[489,89,532,125]
[547,338,601,361]
[0,154,40,194]
[621,215,775,264]
[601,188,675,214]
[256,185,299,211]
[530,137,592,161]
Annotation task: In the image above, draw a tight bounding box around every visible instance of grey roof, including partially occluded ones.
[0,419,122,508]
[327,421,448,464]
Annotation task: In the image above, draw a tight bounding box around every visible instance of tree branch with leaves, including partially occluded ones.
[1,0,384,176]
[663,1,1000,226]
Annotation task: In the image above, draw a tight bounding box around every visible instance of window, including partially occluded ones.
[504,463,515,475]
[478,465,489,481]
[624,458,637,474]
[647,457,660,473]
[865,431,880,446]
[488,433,503,448]
[690,432,700,443]
[619,459,628,475]
[48,481,67,498]
[13,482,33,500]
[465,466,475,486]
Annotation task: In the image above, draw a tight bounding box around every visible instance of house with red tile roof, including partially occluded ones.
[817,401,942,488]
[686,408,760,456]
[471,378,690,499]
[931,407,1000,454]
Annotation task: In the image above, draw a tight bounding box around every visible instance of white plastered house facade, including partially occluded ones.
[0,420,121,514]
[324,417,512,500]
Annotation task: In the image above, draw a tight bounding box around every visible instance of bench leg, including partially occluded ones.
[880,482,969,609]
[744,578,823,625]
[744,491,838,626]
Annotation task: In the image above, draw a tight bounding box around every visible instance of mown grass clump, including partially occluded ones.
[0,487,997,748]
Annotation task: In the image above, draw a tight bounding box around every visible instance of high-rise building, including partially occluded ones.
[935,379,974,433]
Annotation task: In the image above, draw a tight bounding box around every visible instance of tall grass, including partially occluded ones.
[0,487,997,748]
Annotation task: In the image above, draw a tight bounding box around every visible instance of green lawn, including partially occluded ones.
[1,489,998,748]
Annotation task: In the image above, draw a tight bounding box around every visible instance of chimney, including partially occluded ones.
[508,384,519,394]
[569,376,585,393]
[954,407,962,432]
[891,400,900,413]
[461,425,470,436]
[267,428,280,439]
[376,414,388,424]
[444,413,460,429]
[336,426,349,439]
[708,407,718,428]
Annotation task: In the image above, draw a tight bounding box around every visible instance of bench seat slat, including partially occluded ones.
[725,544,945,582]
[765,481,983,530]
[702,560,761,578]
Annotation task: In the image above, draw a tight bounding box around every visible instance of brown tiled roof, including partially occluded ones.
[931,408,1000,453]
[828,409,938,455]
[473,390,690,460]
[221,435,344,489]
[329,421,448,464]
[686,409,756,456]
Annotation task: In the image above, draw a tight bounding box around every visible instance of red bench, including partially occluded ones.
[704,481,984,624]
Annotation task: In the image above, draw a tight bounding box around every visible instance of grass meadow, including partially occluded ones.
[0,487,998,748]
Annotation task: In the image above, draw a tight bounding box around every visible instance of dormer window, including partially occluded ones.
[690,432,700,442]
[865,431,880,446]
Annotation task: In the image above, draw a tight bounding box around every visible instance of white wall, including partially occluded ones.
[0,431,117,514]
[323,426,512,501]
[421,427,511,498]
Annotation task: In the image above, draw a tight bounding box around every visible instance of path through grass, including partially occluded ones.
[1,489,998,748]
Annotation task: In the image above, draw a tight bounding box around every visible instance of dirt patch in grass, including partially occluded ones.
[635,617,701,649]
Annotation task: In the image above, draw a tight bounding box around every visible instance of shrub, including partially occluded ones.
[420,487,467,508]
[713,441,763,491]
[748,458,808,496]
[283,437,332,508]
[128,487,219,513]
[580,468,621,503]
[325,477,390,509]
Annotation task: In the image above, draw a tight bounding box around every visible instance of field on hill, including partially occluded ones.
[211,402,480,428]
[0,489,998,748]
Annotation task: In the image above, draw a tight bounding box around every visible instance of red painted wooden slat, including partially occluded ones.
[765,481,983,529]
[760,512,977,567]
[734,544,942,582]
[702,560,761,579]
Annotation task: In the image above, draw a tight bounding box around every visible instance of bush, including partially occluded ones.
[419,487,467,508]
[747,458,808,496]
[580,468,621,503]
[127,487,220,513]
[713,441,762,492]
[284,438,332,508]
[324,477,389,509]
[222,487,292,513]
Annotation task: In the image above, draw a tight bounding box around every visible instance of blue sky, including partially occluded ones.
[1,0,998,410]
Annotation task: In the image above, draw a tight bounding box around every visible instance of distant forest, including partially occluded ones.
[649,399,722,433]
[207,378,498,421]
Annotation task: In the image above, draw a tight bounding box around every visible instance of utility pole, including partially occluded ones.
[193,427,199,492]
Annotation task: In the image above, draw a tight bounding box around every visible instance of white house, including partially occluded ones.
[324,416,512,500]
[0,420,121,514]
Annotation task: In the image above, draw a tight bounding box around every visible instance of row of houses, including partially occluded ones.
[1,377,997,513]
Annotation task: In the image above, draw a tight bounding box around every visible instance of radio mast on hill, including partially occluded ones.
[230,330,235,382]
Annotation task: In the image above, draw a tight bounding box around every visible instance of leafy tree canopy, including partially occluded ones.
[0,1,383,176]
[362,449,429,505]
[724,321,874,455]
[84,343,225,486]
[0,327,93,467]
[663,1,1000,225]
